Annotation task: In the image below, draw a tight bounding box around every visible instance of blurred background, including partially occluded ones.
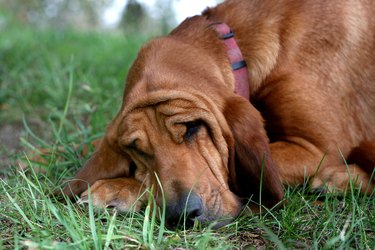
[0,0,221,172]
[0,0,220,34]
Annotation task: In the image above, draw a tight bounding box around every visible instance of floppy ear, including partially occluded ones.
[61,138,133,199]
[223,96,283,206]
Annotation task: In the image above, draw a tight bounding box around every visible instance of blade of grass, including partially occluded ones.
[142,187,153,248]
[154,173,166,245]
[104,210,117,250]
[259,155,265,218]
[87,187,100,250]
[56,57,74,141]
[21,116,48,147]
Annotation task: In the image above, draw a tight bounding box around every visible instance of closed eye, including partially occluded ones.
[121,140,151,159]
[128,146,151,159]
[184,120,204,140]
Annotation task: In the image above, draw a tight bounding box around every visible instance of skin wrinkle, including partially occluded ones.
[207,190,223,221]
[198,134,228,188]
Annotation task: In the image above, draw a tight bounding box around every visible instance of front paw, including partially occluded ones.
[78,178,146,212]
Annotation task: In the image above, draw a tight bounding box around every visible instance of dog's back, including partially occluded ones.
[206,0,375,153]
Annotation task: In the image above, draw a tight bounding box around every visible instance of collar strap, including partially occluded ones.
[210,23,250,99]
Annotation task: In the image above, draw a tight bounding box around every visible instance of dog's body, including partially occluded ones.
[63,0,375,227]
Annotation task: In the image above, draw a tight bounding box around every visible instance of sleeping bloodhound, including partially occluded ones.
[62,0,375,227]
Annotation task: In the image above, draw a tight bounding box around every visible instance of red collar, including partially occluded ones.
[210,23,250,99]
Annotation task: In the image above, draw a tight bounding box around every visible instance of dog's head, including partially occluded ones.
[68,35,283,227]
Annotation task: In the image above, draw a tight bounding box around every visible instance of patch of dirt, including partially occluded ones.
[229,230,267,249]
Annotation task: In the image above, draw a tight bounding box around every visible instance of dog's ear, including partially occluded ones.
[223,96,283,206]
[61,138,133,199]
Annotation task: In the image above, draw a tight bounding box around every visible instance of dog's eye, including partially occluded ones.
[122,140,150,159]
[128,146,150,159]
[184,120,204,140]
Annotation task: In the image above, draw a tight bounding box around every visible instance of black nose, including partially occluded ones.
[165,192,204,228]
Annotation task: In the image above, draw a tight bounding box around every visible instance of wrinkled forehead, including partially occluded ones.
[118,92,210,135]
[122,90,208,114]
[121,89,207,117]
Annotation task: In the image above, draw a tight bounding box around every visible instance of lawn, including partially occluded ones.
[1,22,374,249]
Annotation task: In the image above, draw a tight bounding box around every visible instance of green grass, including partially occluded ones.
[1,22,374,249]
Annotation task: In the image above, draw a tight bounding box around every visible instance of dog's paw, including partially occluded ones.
[78,178,146,212]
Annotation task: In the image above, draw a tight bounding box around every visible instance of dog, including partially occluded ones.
[61,0,375,227]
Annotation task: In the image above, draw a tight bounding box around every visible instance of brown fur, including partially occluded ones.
[62,0,375,226]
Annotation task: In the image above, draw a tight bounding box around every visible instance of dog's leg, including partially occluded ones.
[270,141,323,184]
[270,141,374,193]
[311,164,374,193]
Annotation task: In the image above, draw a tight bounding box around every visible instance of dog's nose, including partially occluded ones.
[165,192,204,228]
